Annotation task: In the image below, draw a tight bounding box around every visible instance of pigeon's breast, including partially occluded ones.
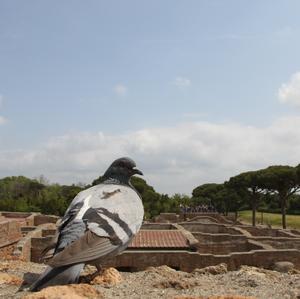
[86,184,144,244]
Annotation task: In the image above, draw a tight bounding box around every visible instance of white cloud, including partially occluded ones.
[0,116,300,194]
[0,116,7,125]
[0,95,7,125]
[174,77,191,88]
[278,72,300,106]
[114,84,127,96]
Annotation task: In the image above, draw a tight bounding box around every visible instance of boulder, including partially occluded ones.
[90,267,123,285]
[272,261,294,273]
[192,263,228,275]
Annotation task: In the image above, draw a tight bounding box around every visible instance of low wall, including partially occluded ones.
[237,225,297,237]
[154,213,180,223]
[0,211,32,218]
[180,222,242,235]
[192,232,266,254]
[141,223,177,230]
[0,219,21,247]
[34,214,60,226]
[254,237,300,250]
[102,248,300,272]
[31,236,56,263]
[0,211,37,226]
[185,216,219,224]
[290,229,300,236]
[179,213,233,224]
[13,223,56,261]
[154,213,233,225]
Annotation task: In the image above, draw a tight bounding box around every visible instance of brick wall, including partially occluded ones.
[0,219,22,247]
[237,225,297,237]
[101,248,300,272]
[34,215,60,226]
[179,222,243,235]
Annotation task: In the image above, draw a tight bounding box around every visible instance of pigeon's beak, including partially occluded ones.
[133,168,143,176]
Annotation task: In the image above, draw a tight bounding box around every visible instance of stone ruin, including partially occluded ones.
[0,211,299,272]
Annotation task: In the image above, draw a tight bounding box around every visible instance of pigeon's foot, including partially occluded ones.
[80,264,103,283]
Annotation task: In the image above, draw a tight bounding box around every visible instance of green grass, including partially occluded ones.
[238,210,300,230]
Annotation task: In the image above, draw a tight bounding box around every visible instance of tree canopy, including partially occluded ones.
[0,175,182,219]
[0,163,299,228]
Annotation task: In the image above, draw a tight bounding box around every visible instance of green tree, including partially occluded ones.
[259,165,300,229]
[192,183,244,215]
[228,171,265,226]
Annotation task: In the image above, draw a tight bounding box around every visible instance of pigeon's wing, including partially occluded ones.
[58,185,100,231]
[85,184,144,243]
[52,185,101,254]
[47,230,118,267]
[41,195,89,259]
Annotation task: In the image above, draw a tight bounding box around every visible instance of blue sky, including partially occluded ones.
[1,1,300,193]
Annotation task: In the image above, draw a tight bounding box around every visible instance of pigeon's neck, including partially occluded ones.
[102,176,139,196]
[102,175,131,187]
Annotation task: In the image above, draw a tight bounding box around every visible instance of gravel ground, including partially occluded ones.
[0,257,299,299]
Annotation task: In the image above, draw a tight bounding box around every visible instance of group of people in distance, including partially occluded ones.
[179,204,217,213]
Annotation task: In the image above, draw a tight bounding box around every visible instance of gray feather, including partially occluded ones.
[30,263,84,291]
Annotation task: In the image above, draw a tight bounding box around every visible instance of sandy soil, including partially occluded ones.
[0,255,299,299]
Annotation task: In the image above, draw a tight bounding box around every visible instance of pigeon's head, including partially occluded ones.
[103,157,143,185]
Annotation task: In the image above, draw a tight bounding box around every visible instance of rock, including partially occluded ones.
[272,261,294,273]
[22,284,103,299]
[90,267,123,285]
[0,272,23,285]
[238,266,268,279]
[192,263,228,275]
[0,245,18,260]
[153,278,198,290]
[146,265,199,290]
[81,264,97,276]
[146,265,189,280]
[146,265,180,275]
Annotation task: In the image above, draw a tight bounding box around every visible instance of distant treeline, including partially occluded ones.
[192,164,300,229]
[0,164,299,228]
[0,175,182,219]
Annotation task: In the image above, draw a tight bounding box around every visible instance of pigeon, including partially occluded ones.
[29,157,144,291]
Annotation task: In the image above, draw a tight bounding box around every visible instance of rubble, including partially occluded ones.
[192,263,228,275]
[90,267,123,285]
[22,284,103,299]
[0,272,23,285]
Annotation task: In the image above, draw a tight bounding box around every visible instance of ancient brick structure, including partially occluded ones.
[1,211,299,272]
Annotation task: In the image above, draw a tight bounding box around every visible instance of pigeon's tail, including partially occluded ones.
[29,263,84,292]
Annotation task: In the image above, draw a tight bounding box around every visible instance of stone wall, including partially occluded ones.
[103,248,300,272]
[154,213,180,223]
[179,213,234,224]
[13,223,56,261]
[0,211,32,218]
[0,219,21,247]
[154,213,234,225]
[185,216,219,223]
[192,232,266,254]
[237,225,297,237]
[256,237,300,250]
[141,223,177,230]
[31,236,56,263]
[0,211,36,226]
[34,215,60,226]
[179,222,242,235]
